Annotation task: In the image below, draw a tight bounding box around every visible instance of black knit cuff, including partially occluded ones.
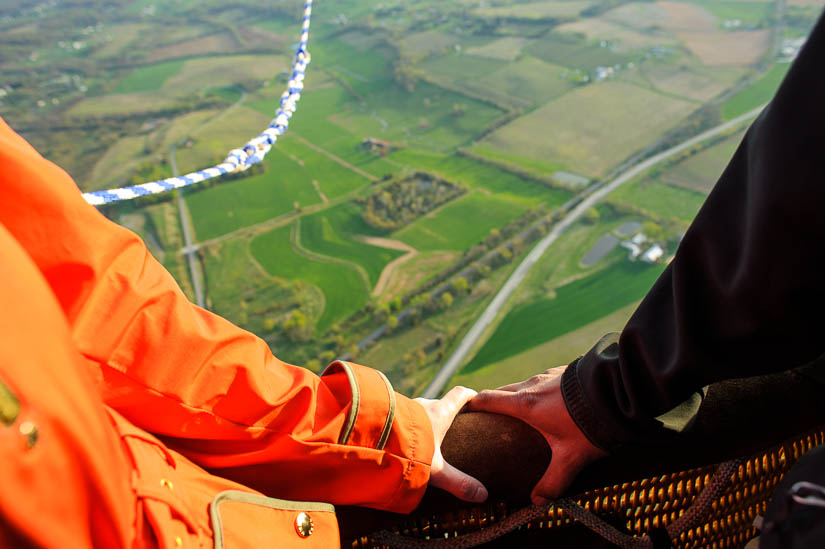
[561,354,620,452]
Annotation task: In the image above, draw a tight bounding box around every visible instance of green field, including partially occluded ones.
[186,147,322,241]
[250,223,367,333]
[481,81,695,178]
[299,202,404,287]
[275,137,371,200]
[453,301,640,390]
[721,63,790,120]
[420,54,507,86]
[394,192,526,251]
[202,235,320,337]
[473,57,576,107]
[526,33,634,72]
[174,105,272,174]
[609,178,707,222]
[400,30,459,56]
[473,1,594,19]
[329,79,505,152]
[688,0,776,28]
[114,60,184,93]
[389,149,571,207]
[249,85,404,178]
[463,260,666,372]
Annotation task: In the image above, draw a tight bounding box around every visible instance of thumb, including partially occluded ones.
[466,389,524,418]
[430,460,489,503]
[530,447,580,505]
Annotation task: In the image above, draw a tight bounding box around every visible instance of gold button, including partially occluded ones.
[160,478,174,491]
[294,512,313,538]
[19,421,38,449]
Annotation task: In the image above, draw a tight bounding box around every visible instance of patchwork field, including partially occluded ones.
[526,33,634,72]
[68,92,182,117]
[92,23,149,59]
[472,1,595,19]
[163,55,288,94]
[602,2,672,29]
[394,192,526,251]
[656,1,772,66]
[661,131,746,194]
[466,37,532,61]
[556,18,676,52]
[473,57,576,107]
[114,60,186,94]
[250,223,368,333]
[679,29,772,66]
[688,0,776,28]
[399,31,459,57]
[463,260,665,372]
[480,81,695,177]
[420,53,507,86]
[145,32,243,63]
[640,57,742,102]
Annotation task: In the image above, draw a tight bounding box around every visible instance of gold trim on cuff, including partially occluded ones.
[375,371,396,450]
[322,361,360,445]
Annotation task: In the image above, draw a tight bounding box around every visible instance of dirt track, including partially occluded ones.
[359,236,417,297]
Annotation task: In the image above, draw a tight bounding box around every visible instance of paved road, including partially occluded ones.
[421,105,766,398]
[171,88,249,309]
[170,146,206,308]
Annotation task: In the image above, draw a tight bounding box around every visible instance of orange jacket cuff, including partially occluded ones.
[322,361,434,513]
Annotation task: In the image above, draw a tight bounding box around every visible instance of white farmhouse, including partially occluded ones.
[642,244,664,264]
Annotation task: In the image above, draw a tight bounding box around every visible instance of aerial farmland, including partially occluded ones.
[3,0,822,394]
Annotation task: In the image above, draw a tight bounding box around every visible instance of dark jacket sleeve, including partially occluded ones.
[562,12,825,452]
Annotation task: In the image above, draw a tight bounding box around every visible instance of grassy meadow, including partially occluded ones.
[250,223,368,333]
[463,260,666,372]
[394,192,527,251]
[480,81,695,177]
[299,203,405,287]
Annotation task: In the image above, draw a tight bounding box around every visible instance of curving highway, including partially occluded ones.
[421,104,766,398]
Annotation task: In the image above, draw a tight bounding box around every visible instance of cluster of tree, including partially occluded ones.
[358,173,466,231]
[402,333,448,375]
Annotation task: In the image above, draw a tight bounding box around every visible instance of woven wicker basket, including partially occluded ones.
[351,427,824,548]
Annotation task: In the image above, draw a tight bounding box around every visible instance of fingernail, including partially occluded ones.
[474,486,488,502]
[532,496,549,506]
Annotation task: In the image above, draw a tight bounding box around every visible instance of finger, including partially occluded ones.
[530,448,581,505]
[466,389,524,417]
[494,371,557,394]
[430,460,488,503]
[440,385,477,415]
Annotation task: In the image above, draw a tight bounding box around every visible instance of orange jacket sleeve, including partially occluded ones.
[0,118,434,513]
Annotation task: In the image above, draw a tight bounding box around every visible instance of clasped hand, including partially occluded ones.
[422,367,606,506]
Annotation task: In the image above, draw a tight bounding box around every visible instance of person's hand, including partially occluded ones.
[415,386,488,503]
[467,366,607,505]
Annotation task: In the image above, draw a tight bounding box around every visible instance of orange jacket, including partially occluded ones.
[0,118,434,548]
